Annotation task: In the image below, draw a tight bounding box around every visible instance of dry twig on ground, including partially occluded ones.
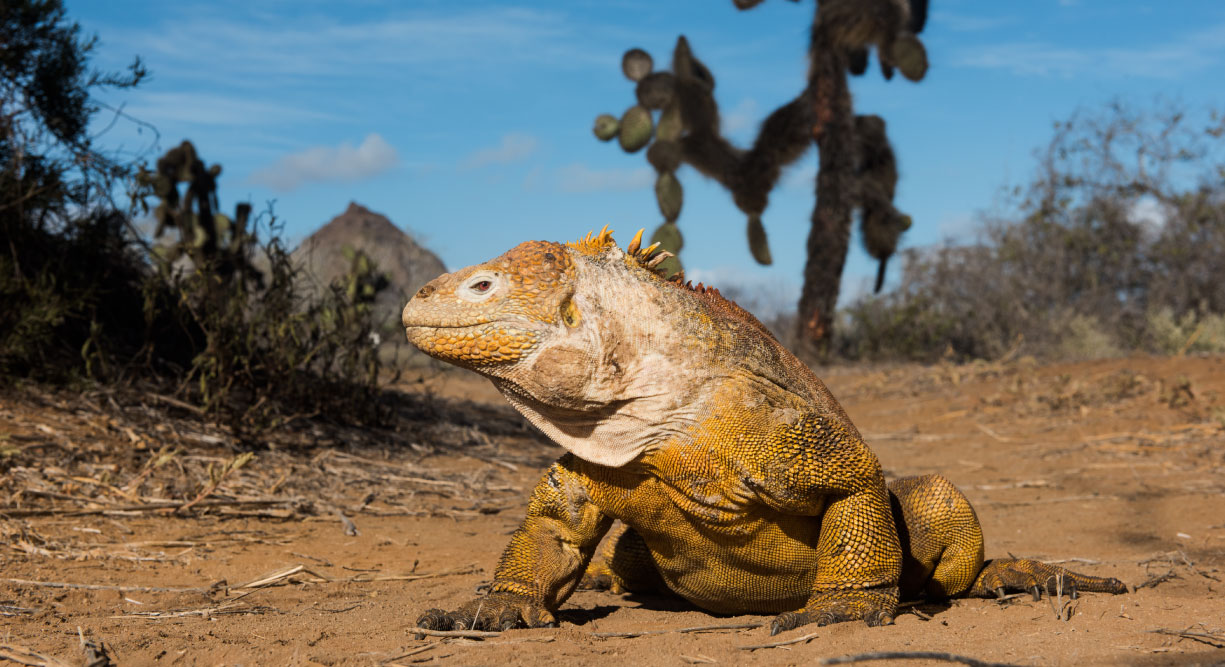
[738,631,821,651]
[1149,627,1225,648]
[592,622,763,639]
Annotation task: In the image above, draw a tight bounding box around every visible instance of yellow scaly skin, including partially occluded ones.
[403,228,1125,635]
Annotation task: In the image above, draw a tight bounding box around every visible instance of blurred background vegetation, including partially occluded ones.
[829,101,1225,362]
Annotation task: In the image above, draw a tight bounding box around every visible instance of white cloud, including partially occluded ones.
[952,21,1225,78]
[124,91,338,127]
[930,12,1016,33]
[103,7,602,86]
[462,133,539,169]
[937,213,980,240]
[951,42,1097,78]
[782,161,817,191]
[557,164,654,193]
[250,134,399,192]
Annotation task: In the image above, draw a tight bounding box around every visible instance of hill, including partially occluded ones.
[291,202,447,333]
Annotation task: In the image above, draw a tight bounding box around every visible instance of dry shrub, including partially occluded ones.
[2,4,396,440]
[837,100,1225,362]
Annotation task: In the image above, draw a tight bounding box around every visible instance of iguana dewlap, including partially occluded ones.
[402,228,1125,635]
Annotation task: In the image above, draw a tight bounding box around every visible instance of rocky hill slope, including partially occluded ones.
[292,202,446,333]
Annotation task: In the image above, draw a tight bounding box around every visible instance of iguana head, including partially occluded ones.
[403,227,687,467]
[401,238,579,368]
[403,227,854,466]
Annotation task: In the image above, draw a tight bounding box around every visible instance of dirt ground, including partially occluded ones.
[2,355,1224,666]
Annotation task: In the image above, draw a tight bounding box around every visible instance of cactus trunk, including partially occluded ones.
[798,15,855,358]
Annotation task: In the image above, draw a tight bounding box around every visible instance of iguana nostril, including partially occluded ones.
[416,284,436,299]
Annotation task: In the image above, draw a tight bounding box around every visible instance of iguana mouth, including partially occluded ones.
[404,323,488,331]
[405,322,540,365]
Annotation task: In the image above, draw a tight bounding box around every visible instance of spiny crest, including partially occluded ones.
[672,275,780,343]
[571,225,778,342]
[624,227,675,271]
[568,225,676,270]
[567,224,618,255]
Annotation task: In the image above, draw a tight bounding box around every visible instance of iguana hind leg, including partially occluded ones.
[887,475,1127,602]
[581,523,669,595]
[968,558,1128,600]
[889,474,985,600]
[745,418,901,635]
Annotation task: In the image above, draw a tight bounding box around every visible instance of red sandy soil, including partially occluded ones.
[2,355,1224,666]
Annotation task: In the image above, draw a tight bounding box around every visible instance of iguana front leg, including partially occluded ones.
[746,415,902,635]
[417,455,612,631]
[769,482,901,634]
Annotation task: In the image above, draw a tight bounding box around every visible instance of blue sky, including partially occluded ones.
[70,0,1225,314]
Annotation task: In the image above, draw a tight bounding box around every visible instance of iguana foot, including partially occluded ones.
[579,525,666,595]
[578,570,619,592]
[579,559,626,593]
[416,592,556,632]
[769,587,898,635]
[968,558,1128,600]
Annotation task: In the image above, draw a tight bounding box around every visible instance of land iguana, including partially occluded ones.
[401,227,1126,635]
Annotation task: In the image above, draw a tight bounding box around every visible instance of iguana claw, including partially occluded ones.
[415,592,556,632]
[769,588,897,634]
[971,558,1124,600]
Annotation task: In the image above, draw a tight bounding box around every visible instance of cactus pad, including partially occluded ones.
[890,35,928,82]
[747,215,773,266]
[647,140,682,174]
[655,171,684,222]
[593,114,620,142]
[622,48,654,82]
[636,72,677,110]
[618,105,654,153]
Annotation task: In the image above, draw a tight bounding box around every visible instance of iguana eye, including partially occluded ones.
[459,273,500,302]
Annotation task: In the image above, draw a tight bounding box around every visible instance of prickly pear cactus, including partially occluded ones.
[591,0,930,352]
[341,246,391,312]
[137,141,260,286]
[590,38,788,270]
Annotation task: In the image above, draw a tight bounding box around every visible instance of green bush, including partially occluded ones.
[128,141,396,435]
